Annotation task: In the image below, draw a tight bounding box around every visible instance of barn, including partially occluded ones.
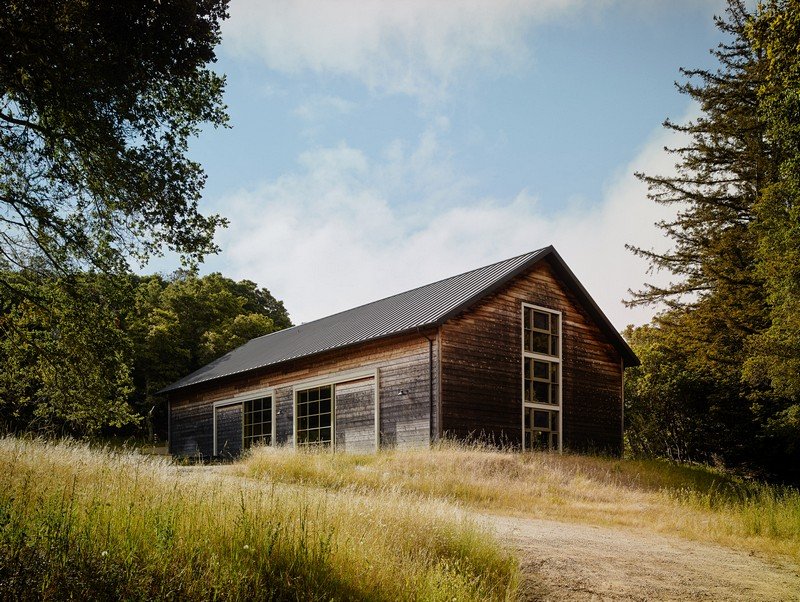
[160,246,639,458]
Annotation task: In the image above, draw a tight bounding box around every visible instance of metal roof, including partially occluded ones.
[161,246,638,394]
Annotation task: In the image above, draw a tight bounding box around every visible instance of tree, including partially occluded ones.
[742,0,800,468]
[0,0,229,288]
[0,1,229,434]
[0,272,137,436]
[745,1,800,399]
[0,270,292,437]
[628,0,773,467]
[126,272,291,433]
[627,1,800,478]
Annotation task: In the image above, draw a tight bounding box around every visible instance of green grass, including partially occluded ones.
[241,441,800,562]
[0,437,518,601]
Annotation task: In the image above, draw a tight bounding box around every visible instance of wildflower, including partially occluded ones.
[243,544,250,551]
[101,551,108,557]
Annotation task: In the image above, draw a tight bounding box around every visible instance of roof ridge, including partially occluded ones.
[245,248,545,343]
[162,246,626,394]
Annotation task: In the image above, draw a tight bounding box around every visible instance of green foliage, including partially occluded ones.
[627,0,800,480]
[0,0,229,284]
[744,1,800,407]
[0,273,138,436]
[623,323,716,462]
[0,271,291,437]
[0,0,238,438]
[127,272,291,419]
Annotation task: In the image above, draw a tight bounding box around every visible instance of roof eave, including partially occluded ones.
[158,323,443,396]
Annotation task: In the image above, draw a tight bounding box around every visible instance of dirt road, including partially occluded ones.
[481,514,800,601]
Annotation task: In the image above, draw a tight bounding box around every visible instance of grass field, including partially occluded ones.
[3,437,798,600]
[242,441,800,562]
[0,437,517,601]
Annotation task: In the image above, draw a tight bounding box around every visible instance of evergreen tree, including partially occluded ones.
[743,0,800,467]
[628,0,775,470]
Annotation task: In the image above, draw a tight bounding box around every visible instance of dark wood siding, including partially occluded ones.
[439,258,623,453]
[215,403,242,458]
[169,398,212,457]
[335,378,375,452]
[168,330,439,458]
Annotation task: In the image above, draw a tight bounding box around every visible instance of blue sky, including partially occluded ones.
[172,0,731,328]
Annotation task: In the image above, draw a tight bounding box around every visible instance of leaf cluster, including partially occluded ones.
[0,270,292,439]
[0,0,230,292]
[626,0,800,480]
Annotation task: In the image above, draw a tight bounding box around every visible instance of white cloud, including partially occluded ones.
[214,119,683,331]
[222,0,592,100]
[293,95,356,121]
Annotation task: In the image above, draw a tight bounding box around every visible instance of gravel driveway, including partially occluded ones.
[480,514,800,601]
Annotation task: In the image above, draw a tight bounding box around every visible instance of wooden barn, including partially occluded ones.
[161,247,639,458]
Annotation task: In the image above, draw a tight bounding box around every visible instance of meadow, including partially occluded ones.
[242,441,800,563]
[0,437,517,601]
[2,436,799,601]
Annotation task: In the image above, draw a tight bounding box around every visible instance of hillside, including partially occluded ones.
[2,437,800,600]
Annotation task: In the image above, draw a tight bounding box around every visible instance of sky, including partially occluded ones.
[165,0,733,329]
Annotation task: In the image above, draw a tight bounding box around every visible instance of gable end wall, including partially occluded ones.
[440,259,624,452]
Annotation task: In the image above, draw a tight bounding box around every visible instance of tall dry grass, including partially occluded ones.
[0,437,518,601]
[242,441,800,562]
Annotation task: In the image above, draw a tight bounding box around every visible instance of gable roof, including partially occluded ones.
[160,246,638,394]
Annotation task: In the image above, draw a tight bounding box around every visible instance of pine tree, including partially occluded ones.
[626,1,798,474]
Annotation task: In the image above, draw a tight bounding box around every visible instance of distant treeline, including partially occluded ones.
[0,270,291,439]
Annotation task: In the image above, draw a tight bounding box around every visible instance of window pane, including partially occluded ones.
[533,410,549,429]
[550,314,559,335]
[550,336,559,357]
[320,410,331,428]
[320,427,331,443]
[533,311,549,330]
[532,332,550,354]
[320,397,331,414]
[533,382,549,403]
[533,431,549,450]
[533,360,549,380]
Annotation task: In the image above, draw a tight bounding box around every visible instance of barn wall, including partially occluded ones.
[168,329,439,458]
[439,258,624,452]
[215,403,243,459]
[335,378,376,452]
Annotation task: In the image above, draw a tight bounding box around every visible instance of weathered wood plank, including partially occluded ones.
[440,258,623,452]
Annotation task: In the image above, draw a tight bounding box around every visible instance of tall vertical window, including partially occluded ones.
[522,305,561,451]
[296,385,333,447]
[243,396,272,448]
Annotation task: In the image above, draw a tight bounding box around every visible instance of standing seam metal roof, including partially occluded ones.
[160,246,637,394]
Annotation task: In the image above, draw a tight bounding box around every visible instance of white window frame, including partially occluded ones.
[291,367,379,451]
[521,303,563,452]
[212,387,276,456]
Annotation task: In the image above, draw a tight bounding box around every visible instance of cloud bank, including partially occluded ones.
[214,121,681,331]
[223,0,595,99]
